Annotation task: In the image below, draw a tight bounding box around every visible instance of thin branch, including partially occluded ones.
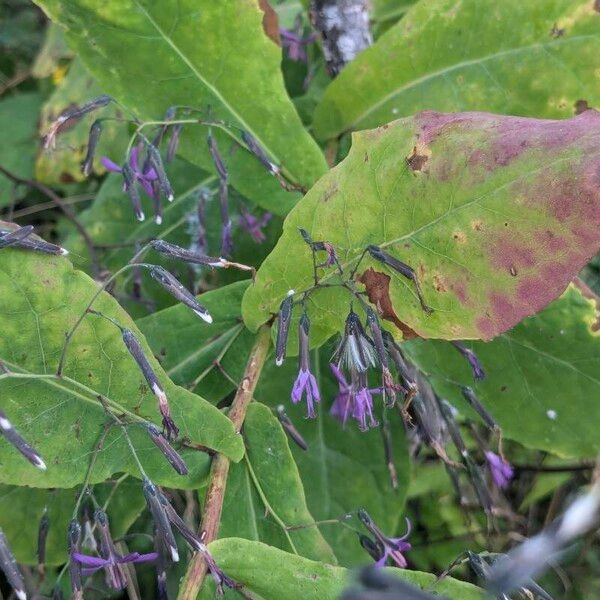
[177,323,271,600]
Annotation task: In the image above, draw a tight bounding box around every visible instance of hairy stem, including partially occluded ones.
[177,323,271,600]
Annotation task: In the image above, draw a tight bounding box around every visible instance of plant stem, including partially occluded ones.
[177,323,271,600]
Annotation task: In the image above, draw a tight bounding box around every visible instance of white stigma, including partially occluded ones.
[155,215,163,225]
[195,310,213,324]
[170,545,180,562]
[275,357,284,367]
[151,382,165,400]
[15,589,27,600]
[167,194,174,202]
[60,247,69,255]
[0,417,12,430]
[137,212,146,222]
[34,456,47,471]
[286,289,295,297]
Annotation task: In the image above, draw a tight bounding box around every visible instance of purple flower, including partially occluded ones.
[101,145,158,201]
[74,510,157,590]
[358,510,412,569]
[485,451,514,489]
[452,342,486,380]
[279,28,318,63]
[329,364,380,431]
[239,207,272,243]
[291,314,320,418]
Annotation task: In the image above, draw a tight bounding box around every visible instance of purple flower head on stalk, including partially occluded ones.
[121,329,179,439]
[0,409,46,470]
[485,451,514,490]
[279,22,318,63]
[0,529,27,600]
[291,313,320,418]
[358,509,412,568]
[275,291,295,366]
[73,510,157,590]
[452,341,486,380]
[67,519,83,600]
[333,310,377,373]
[239,206,272,243]
[329,364,380,431]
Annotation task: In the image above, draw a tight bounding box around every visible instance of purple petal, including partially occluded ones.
[100,157,122,173]
[291,370,309,404]
[73,552,110,567]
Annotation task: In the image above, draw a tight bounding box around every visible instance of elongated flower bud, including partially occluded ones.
[241,131,279,175]
[94,510,127,589]
[366,308,388,368]
[382,331,417,394]
[122,329,178,439]
[0,409,46,470]
[275,292,294,366]
[146,423,188,475]
[438,399,468,456]
[359,534,384,562]
[367,245,433,314]
[37,509,49,578]
[461,387,498,432]
[207,131,228,181]
[150,240,226,268]
[67,519,83,600]
[147,145,174,202]
[218,178,232,256]
[276,405,308,450]
[143,479,179,562]
[81,120,103,176]
[122,162,145,222]
[0,228,68,255]
[0,225,34,249]
[0,529,26,600]
[149,265,212,323]
[167,123,183,162]
[452,342,485,380]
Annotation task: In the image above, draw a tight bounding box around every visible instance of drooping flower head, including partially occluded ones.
[358,509,411,568]
[332,310,377,374]
[291,313,320,418]
[485,451,514,490]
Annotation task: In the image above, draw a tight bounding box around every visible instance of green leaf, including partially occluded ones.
[0,477,145,565]
[218,402,337,563]
[34,0,327,214]
[256,346,411,566]
[404,284,600,458]
[36,58,130,185]
[138,280,256,402]
[313,0,600,140]
[206,538,485,599]
[243,110,600,343]
[0,248,243,489]
[0,93,42,207]
[31,22,73,79]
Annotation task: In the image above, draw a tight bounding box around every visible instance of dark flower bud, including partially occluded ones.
[167,123,183,162]
[122,329,179,439]
[67,519,83,600]
[359,534,384,562]
[150,239,226,268]
[366,245,433,314]
[276,405,308,450]
[207,131,228,181]
[366,308,388,369]
[0,225,34,249]
[0,409,46,470]
[218,178,232,256]
[382,331,417,395]
[93,509,127,589]
[298,228,313,245]
[333,310,377,373]
[143,479,179,562]
[461,387,498,432]
[0,529,26,600]
[452,342,486,380]
[275,292,294,366]
[146,423,188,475]
[241,131,279,175]
[80,119,103,176]
[37,508,50,578]
[438,399,468,456]
[149,265,212,323]
[147,145,174,202]
[122,162,145,222]
[0,227,68,255]
[464,453,494,516]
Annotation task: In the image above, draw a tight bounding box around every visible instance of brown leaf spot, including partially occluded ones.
[550,23,565,37]
[258,0,281,45]
[595,0,600,12]
[358,268,419,339]
[575,99,591,114]
[433,274,447,293]
[510,266,517,276]
[406,143,431,172]
[320,183,338,203]
[452,230,467,243]
[471,220,483,231]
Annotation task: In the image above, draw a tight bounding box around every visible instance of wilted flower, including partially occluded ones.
[329,364,380,431]
[73,510,157,590]
[358,509,411,568]
[291,314,320,418]
[239,206,272,243]
[145,423,188,475]
[332,310,377,373]
[452,341,485,380]
[485,451,514,490]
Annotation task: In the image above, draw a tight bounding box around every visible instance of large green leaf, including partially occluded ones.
[0,478,145,565]
[138,280,256,402]
[256,346,411,567]
[0,248,243,488]
[34,0,327,215]
[218,403,336,563]
[405,284,600,458]
[243,110,600,344]
[36,58,129,184]
[0,93,42,207]
[313,0,600,140]
[205,538,485,599]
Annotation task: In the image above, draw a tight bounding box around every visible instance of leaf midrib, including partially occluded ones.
[348,34,598,130]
